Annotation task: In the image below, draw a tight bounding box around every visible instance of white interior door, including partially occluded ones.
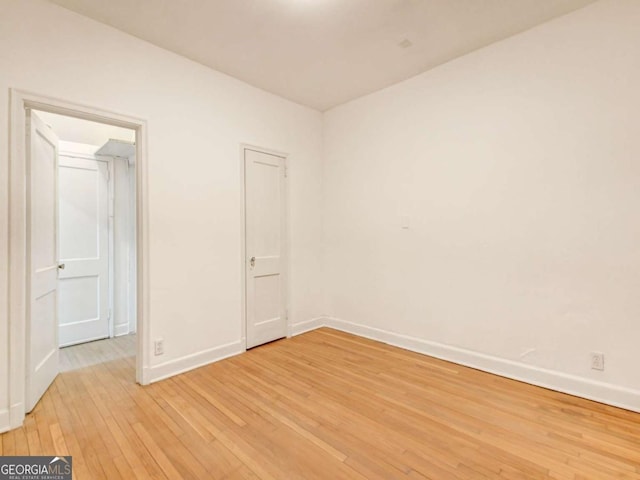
[58,154,110,347]
[26,111,60,412]
[245,149,287,349]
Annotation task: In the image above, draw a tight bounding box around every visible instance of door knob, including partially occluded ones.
[250,257,256,268]
[58,263,65,270]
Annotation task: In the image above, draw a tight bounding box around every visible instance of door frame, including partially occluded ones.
[239,144,290,352]
[7,89,150,429]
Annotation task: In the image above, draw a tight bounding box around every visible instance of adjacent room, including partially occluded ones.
[1,0,639,478]
[34,112,137,374]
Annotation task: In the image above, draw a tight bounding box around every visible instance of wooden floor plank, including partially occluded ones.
[2,329,640,479]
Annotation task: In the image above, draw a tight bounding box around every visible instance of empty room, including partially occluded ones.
[0,0,639,479]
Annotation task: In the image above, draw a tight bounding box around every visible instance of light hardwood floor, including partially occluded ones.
[59,334,137,372]
[2,328,639,479]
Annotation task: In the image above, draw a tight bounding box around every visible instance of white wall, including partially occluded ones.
[0,0,324,431]
[323,0,640,410]
[111,155,135,337]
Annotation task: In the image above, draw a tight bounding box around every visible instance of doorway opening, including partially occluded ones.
[8,90,149,429]
[33,111,137,373]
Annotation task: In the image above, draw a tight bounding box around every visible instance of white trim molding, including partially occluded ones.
[0,402,23,432]
[290,317,326,336]
[291,317,640,414]
[146,341,243,384]
[9,403,23,430]
[114,324,130,337]
[0,409,8,434]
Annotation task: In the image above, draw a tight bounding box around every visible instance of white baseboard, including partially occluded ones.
[316,317,640,413]
[0,408,9,433]
[145,340,243,384]
[10,402,24,429]
[114,324,129,337]
[290,317,326,336]
[1,403,26,432]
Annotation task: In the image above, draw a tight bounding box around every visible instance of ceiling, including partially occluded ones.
[49,0,597,111]
[36,110,135,145]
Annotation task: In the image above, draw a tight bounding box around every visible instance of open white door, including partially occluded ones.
[245,149,287,349]
[26,111,60,412]
[58,153,110,346]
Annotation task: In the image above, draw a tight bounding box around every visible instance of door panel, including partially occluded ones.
[58,155,109,347]
[27,111,60,412]
[245,149,287,349]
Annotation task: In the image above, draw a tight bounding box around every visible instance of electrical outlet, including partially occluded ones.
[590,352,604,371]
[154,338,164,356]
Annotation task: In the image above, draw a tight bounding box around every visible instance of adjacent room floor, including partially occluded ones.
[59,334,136,373]
[1,328,639,479]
